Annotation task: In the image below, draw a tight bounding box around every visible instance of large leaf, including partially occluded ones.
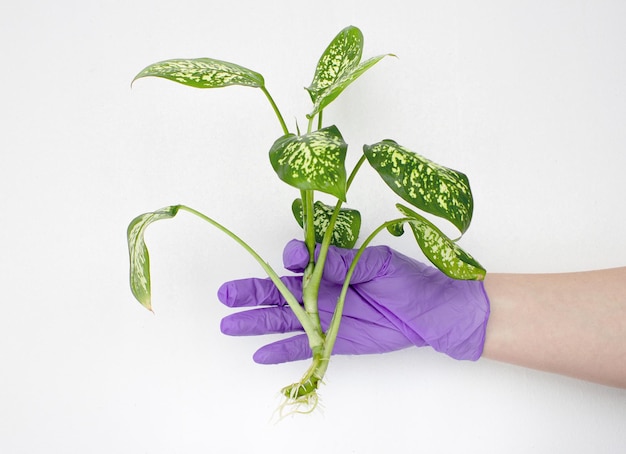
[364,140,473,233]
[306,26,392,118]
[127,205,181,311]
[269,125,348,201]
[132,58,264,89]
[292,199,361,248]
[394,204,485,280]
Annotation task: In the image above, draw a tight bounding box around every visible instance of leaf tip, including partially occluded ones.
[141,299,154,313]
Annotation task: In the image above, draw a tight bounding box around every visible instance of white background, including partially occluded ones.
[2,1,625,452]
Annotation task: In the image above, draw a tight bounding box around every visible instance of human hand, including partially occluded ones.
[218,240,490,364]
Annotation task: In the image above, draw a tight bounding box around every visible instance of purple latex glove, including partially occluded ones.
[218,240,490,364]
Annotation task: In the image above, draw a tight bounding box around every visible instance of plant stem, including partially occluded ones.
[309,154,368,287]
[301,190,316,268]
[306,115,315,134]
[297,154,369,373]
[347,154,367,190]
[322,218,411,359]
[300,189,322,329]
[317,110,324,130]
[176,205,324,348]
[260,86,289,135]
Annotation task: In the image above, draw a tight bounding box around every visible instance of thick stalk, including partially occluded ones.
[300,155,368,346]
[288,155,370,393]
[300,190,322,329]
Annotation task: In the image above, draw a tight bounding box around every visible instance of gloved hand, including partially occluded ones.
[218,239,490,364]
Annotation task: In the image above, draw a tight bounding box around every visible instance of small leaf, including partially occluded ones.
[269,125,348,201]
[386,221,405,237]
[292,199,361,248]
[395,204,485,280]
[364,140,473,233]
[127,205,181,311]
[306,26,393,118]
[132,58,264,89]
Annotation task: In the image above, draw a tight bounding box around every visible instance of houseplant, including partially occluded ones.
[128,25,485,412]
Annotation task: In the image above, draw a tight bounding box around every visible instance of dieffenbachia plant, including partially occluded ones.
[128,26,485,412]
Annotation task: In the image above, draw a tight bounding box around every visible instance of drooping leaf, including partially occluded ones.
[306,26,393,118]
[395,204,485,280]
[132,58,264,89]
[269,125,348,201]
[364,140,473,233]
[292,199,361,248]
[127,205,181,311]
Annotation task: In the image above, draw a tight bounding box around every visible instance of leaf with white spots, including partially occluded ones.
[306,26,393,118]
[127,205,181,311]
[292,199,361,248]
[269,125,348,201]
[133,58,264,89]
[395,204,485,280]
[364,140,473,233]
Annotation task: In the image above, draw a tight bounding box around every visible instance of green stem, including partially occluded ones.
[298,154,369,361]
[317,110,324,130]
[322,218,411,359]
[301,190,316,267]
[260,86,289,135]
[280,156,377,402]
[346,154,367,191]
[309,154,368,287]
[177,205,323,346]
[300,190,321,328]
[307,115,315,134]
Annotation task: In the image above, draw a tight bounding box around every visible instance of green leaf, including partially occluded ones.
[269,125,348,201]
[306,26,393,118]
[292,199,361,248]
[306,27,363,103]
[127,205,181,311]
[132,58,264,89]
[386,221,405,237]
[395,204,485,280]
[364,140,473,233]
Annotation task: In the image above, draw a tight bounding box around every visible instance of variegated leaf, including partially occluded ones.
[292,199,361,248]
[127,205,181,311]
[133,58,264,89]
[395,204,485,280]
[364,140,473,233]
[269,125,348,201]
[306,26,392,118]
[307,26,363,102]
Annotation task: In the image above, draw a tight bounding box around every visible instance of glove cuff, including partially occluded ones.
[428,279,491,361]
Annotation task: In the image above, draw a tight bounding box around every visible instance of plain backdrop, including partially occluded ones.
[1,1,625,453]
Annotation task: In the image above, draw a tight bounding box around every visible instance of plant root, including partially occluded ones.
[274,376,324,419]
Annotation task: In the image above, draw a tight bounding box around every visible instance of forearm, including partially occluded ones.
[481,267,626,388]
